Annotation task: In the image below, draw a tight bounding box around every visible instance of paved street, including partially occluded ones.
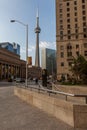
[0,83,86,130]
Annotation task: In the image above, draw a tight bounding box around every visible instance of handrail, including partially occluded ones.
[16,83,87,104]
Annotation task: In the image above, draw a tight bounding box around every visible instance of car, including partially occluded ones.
[16,78,25,83]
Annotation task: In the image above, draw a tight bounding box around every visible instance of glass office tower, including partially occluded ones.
[41,48,56,76]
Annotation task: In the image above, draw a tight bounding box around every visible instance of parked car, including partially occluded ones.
[16,78,25,83]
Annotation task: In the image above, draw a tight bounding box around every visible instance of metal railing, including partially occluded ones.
[16,82,87,104]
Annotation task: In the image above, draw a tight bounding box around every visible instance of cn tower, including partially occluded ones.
[35,10,41,67]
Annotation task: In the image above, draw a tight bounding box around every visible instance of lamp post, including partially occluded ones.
[10,20,28,87]
[51,60,53,82]
[49,58,53,81]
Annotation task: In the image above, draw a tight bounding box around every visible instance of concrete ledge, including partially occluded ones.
[14,87,87,129]
[52,84,87,103]
[52,84,87,94]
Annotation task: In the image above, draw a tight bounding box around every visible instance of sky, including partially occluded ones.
[0,0,56,65]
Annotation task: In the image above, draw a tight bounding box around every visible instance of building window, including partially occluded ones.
[84,51,87,56]
[82,10,86,15]
[60,31,63,36]
[66,2,69,6]
[68,36,71,39]
[60,20,63,24]
[60,9,62,13]
[83,28,87,32]
[75,35,79,39]
[82,5,85,9]
[60,25,63,29]
[74,12,77,16]
[67,45,72,49]
[83,22,86,27]
[84,43,87,48]
[74,1,77,5]
[76,44,79,49]
[74,7,77,11]
[83,16,86,21]
[83,28,87,37]
[67,13,70,17]
[76,51,79,56]
[60,14,63,18]
[84,34,87,38]
[67,19,70,23]
[67,24,71,29]
[67,30,71,34]
[75,24,78,28]
[68,62,72,66]
[75,18,78,22]
[67,8,70,12]
[60,45,64,50]
[60,52,64,58]
[67,52,72,57]
[59,3,62,8]
[82,0,85,3]
[61,62,64,66]
[75,29,78,34]
[60,36,63,40]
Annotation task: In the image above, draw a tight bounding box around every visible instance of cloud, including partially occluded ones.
[20,44,35,54]
[28,45,35,52]
[39,41,56,50]
[19,41,56,55]
[20,47,26,54]
[20,41,56,61]
[39,41,50,48]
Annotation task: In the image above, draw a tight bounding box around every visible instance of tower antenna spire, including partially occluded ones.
[36,8,39,27]
[36,8,39,18]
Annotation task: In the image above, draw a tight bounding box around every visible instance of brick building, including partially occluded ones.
[28,66,42,79]
[56,0,87,80]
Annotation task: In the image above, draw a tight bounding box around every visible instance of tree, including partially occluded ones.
[71,55,87,84]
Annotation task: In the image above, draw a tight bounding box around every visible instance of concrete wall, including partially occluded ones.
[14,87,87,129]
[74,105,87,129]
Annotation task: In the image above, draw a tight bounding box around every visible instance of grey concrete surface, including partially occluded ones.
[0,85,86,130]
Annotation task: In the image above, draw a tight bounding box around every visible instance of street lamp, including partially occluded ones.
[10,20,28,87]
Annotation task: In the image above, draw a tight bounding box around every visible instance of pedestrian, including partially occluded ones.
[35,78,38,84]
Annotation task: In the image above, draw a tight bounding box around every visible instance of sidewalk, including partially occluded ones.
[0,86,85,130]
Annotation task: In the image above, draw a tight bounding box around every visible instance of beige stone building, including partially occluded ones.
[0,47,26,80]
[56,0,87,80]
